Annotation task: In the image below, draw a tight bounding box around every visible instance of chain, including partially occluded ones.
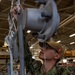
[5,0,18,75]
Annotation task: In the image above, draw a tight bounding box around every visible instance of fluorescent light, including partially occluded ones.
[73,59,75,62]
[30,46,33,49]
[27,30,31,33]
[70,42,75,45]
[63,59,67,63]
[69,33,75,37]
[3,42,8,47]
[17,65,20,69]
[6,50,9,52]
[32,56,35,59]
[56,40,61,43]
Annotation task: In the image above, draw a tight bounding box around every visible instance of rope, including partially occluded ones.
[5,0,17,75]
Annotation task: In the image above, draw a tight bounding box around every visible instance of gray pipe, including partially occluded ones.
[17,10,25,75]
[13,39,18,62]
[8,64,11,75]
[9,48,13,75]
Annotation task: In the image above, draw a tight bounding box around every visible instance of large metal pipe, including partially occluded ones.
[25,8,44,31]
[24,0,60,42]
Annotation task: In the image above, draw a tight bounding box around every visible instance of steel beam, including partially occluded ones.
[0,47,8,50]
[59,5,75,11]
[0,7,10,14]
[0,18,7,20]
[56,0,62,5]
[0,28,8,31]
[23,3,37,8]
[59,14,75,28]
[60,14,73,25]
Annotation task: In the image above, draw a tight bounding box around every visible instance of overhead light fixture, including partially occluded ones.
[27,30,31,33]
[32,56,35,59]
[70,42,75,45]
[3,42,8,47]
[6,50,9,52]
[17,65,20,69]
[69,33,75,37]
[63,58,67,63]
[56,40,61,43]
[73,59,75,62]
[30,46,33,49]
[0,0,1,2]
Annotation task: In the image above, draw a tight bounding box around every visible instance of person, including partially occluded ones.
[23,38,65,75]
[38,42,64,75]
[24,41,65,75]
